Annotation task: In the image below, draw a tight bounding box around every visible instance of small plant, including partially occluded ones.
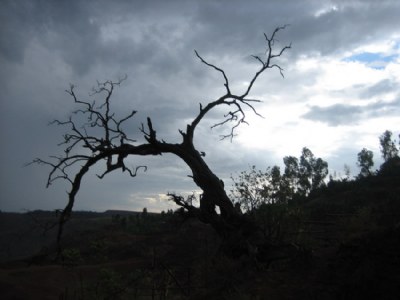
[95,268,125,299]
[89,238,109,262]
[61,247,83,267]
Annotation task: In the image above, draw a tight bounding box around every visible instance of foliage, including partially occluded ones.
[379,130,399,162]
[61,247,83,267]
[5,142,400,299]
[231,147,328,246]
[7,130,400,299]
[379,156,400,176]
[231,147,328,212]
[89,238,109,262]
[297,147,329,195]
[231,131,400,248]
[357,148,374,177]
[231,165,271,211]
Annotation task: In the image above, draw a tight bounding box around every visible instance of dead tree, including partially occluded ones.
[34,26,291,257]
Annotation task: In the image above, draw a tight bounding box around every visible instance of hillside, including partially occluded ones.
[0,161,399,299]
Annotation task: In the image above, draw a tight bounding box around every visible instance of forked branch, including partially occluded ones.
[191,25,290,140]
[33,27,290,253]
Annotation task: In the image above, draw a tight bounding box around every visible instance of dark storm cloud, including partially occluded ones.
[187,0,400,60]
[0,0,48,62]
[0,1,95,66]
[3,1,399,76]
[0,0,194,76]
[290,1,400,57]
[303,98,400,126]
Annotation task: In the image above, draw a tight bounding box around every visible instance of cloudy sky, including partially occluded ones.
[1,0,399,213]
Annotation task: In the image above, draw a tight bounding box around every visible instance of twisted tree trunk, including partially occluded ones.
[33,27,290,257]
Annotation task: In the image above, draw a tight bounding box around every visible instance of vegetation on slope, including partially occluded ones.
[1,130,399,299]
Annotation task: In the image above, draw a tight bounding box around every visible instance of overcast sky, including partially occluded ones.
[1,0,399,213]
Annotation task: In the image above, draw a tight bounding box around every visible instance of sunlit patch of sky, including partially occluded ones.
[343,52,398,69]
[313,4,338,18]
[237,35,400,180]
[342,39,400,69]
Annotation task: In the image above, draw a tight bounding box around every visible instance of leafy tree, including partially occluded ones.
[232,148,328,211]
[269,165,286,204]
[300,147,328,193]
[231,164,288,212]
[33,27,291,256]
[298,147,314,195]
[231,165,271,212]
[357,148,374,177]
[283,155,299,198]
[312,157,329,189]
[379,130,399,162]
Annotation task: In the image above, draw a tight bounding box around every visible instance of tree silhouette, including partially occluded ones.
[231,165,273,212]
[282,147,328,197]
[232,148,328,206]
[297,147,328,194]
[357,148,374,177]
[379,130,398,162]
[34,26,291,256]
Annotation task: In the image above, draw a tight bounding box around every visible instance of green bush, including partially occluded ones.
[61,248,83,267]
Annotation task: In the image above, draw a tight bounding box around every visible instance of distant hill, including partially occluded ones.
[103,209,141,216]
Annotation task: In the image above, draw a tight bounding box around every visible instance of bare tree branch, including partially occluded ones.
[190,25,290,140]
[194,50,231,94]
[167,193,199,215]
[32,27,290,256]
[242,25,291,98]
